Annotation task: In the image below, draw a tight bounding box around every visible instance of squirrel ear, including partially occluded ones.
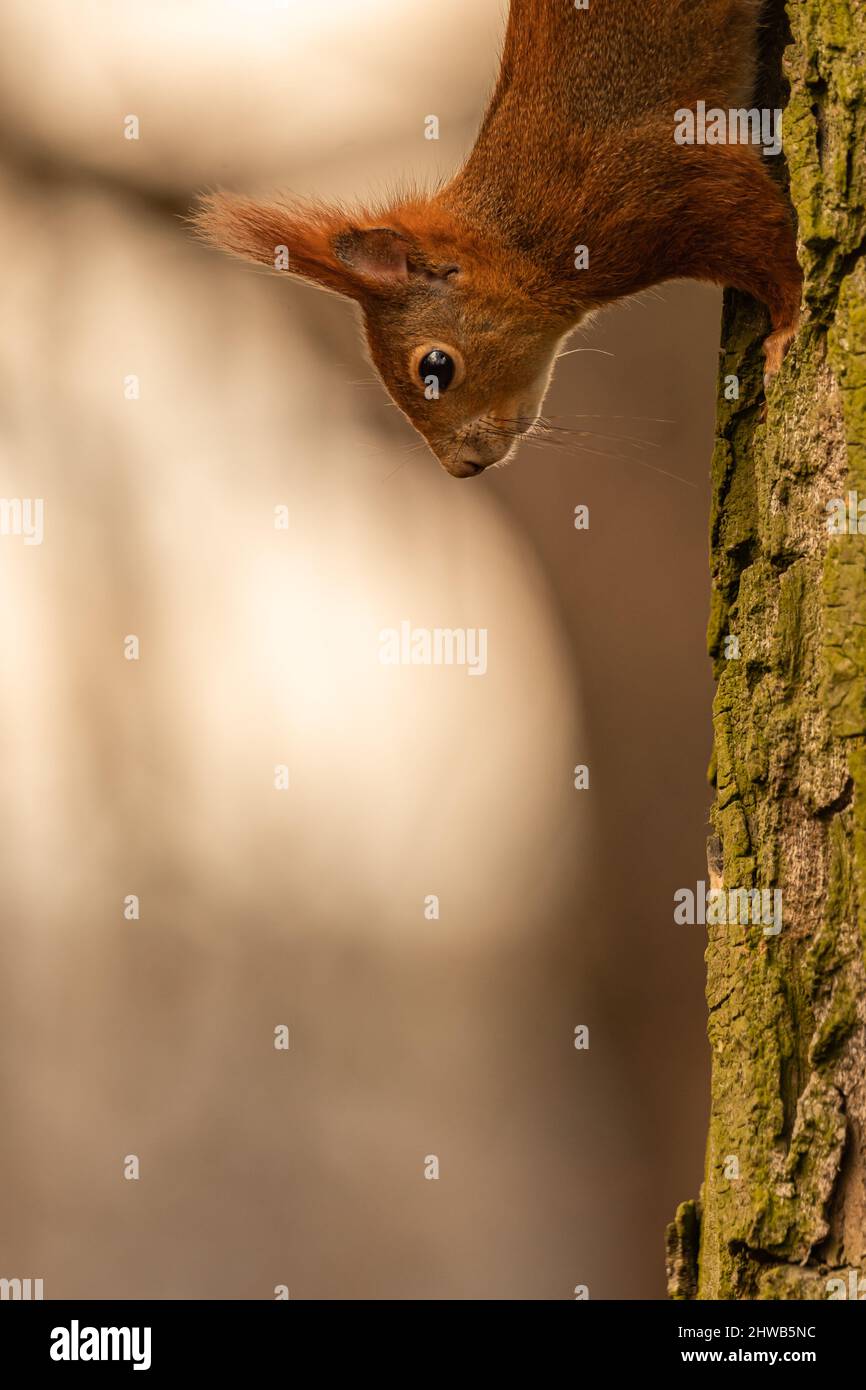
[191,193,413,301]
[332,228,411,285]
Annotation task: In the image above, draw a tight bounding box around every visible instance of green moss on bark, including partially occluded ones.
[673,0,866,1301]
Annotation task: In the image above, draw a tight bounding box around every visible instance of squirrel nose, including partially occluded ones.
[448,454,487,479]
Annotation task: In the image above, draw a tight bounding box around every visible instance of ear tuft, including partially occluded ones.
[190,192,418,302]
[191,192,293,268]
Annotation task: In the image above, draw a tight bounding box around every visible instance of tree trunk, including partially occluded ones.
[667,0,866,1300]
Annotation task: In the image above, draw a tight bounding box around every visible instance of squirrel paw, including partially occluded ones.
[762,320,799,390]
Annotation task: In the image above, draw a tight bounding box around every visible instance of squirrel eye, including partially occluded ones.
[418,348,455,392]
[410,342,465,393]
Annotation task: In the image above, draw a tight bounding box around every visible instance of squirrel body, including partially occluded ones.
[196,0,802,478]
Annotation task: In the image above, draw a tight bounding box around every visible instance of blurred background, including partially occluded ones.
[0,0,719,1298]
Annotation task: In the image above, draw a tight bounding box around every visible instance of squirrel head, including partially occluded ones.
[193,192,570,478]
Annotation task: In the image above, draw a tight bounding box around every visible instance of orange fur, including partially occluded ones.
[193,0,802,478]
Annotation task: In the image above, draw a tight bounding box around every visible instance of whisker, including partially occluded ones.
[479,424,636,466]
[494,417,663,453]
[377,439,429,481]
[541,424,662,453]
[477,421,697,486]
[532,436,698,486]
[556,347,615,359]
[380,458,409,481]
[543,412,677,426]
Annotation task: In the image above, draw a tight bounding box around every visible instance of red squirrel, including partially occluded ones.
[194,0,802,479]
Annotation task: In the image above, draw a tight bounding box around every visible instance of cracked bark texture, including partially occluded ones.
[666,0,866,1300]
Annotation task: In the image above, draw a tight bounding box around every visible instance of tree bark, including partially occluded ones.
[667,0,866,1300]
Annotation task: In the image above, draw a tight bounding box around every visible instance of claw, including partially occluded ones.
[762,320,798,390]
